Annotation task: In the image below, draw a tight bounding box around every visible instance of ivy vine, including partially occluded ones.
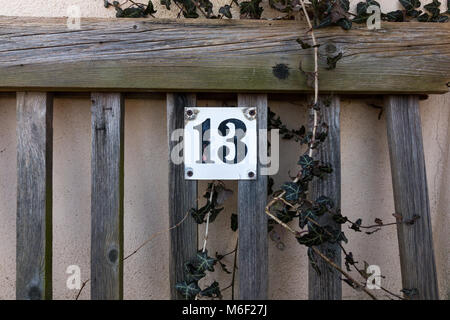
[104,0,450,23]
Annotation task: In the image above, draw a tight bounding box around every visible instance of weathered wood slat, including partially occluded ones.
[237,94,268,299]
[91,93,124,300]
[167,93,198,300]
[0,18,448,94]
[16,92,53,300]
[308,96,341,300]
[385,95,439,300]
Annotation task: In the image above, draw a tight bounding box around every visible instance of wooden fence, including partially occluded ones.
[1,17,448,300]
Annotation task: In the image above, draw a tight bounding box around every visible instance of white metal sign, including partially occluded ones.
[184,107,257,180]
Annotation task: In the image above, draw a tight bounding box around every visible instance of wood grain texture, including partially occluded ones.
[91,93,124,300]
[167,93,198,300]
[237,94,268,299]
[16,92,53,300]
[308,96,342,300]
[0,17,448,94]
[385,95,439,300]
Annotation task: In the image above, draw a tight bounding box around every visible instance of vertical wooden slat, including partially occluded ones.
[385,95,439,300]
[308,96,342,300]
[167,93,198,300]
[91,93,124,300]
[16,92,53,300]
[237,94,268,300]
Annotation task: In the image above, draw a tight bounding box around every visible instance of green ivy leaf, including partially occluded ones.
[175,281,201,299]
[316,196,334,208]
[432,14,449,22]
[184,263,206,282]
[190,202,211,224]
[296,225,331,247]
[281,182,303,202]
[219,5,232,18]
[299,207,318,229]
[200,281,222,298]
[326,226,348,244]
[332,213,348,224]
[144,0,157,15]
[330,0,349,23]
[401,288,419,298]
[276,207,297,223]
[193,251,216,272]
[350,218,362,232]
[116,7,145,18]
[399,0,421,11]
[182,0,200,18]
[208,207,224,223]
[424,0,442,18]
[240,0,263,19]
[384,10,404,22]
[352,0,381,24]
[340,0,350,11]
[231,213,238,231]
[337,18,352,30]
[344,252,357,271]
[298,154,314,169]
[316,16,333,28]
[161,0,171,10]
[296,39,313,49]
[199,0,214,17]
[405,9,422,17]
[417,12,431,21]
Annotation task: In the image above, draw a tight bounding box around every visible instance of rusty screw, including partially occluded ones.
[249,109,256,117]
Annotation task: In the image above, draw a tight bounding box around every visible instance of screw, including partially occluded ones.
[186,109,193,116]
[248,171,255,178]
[249,109,256,116]
[187,170,194,177]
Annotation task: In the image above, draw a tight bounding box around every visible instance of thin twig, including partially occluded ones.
[202,183,215,252]
[231,238,238,300]
[311,246,378,300]
[75,279,90,300]
[74,208,191,299]
[125,209,191,260]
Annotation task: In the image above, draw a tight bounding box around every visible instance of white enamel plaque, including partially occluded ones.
[184,107,257,180]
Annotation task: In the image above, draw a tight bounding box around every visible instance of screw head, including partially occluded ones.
[186,170,194,177]
[248,171,255,178]
[249,109,256,116]
[186,109,193,116]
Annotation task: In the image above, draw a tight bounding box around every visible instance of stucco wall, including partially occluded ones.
[0,0,448,300]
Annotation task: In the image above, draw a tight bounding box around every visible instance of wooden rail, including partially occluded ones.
[2,17,445,300]
[0,17,449,94]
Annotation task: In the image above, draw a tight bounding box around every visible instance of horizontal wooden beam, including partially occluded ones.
[0,17,448,94]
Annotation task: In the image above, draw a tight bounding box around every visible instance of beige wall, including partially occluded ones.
[0,0,448,300]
